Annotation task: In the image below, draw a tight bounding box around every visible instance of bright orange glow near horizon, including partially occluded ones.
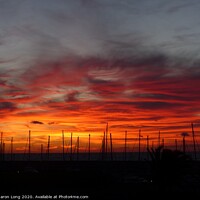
[1,110,200,153]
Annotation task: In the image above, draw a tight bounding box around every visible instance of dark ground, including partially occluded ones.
[1,161,200,199]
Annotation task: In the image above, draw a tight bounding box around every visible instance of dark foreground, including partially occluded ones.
[1,161,200,199]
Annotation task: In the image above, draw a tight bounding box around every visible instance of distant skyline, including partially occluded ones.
[1,0,200,152]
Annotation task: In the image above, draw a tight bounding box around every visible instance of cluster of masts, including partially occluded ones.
[0,122,198,161]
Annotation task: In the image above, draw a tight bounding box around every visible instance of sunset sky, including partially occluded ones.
[1,0,200,153]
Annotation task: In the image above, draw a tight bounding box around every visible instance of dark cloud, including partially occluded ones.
[135,93,191,101]
[30,120,44,125]
[0,101,16,111]
[0,101,16,118]
[105,101,183,110]
[133,101,184,110]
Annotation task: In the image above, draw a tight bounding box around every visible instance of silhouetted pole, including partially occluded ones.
[110,133,113,161]
[47,136,50,160]
[11,137,13,161]
[41,144,43,161]
[105,123,108,159]
[70,133,73,161]
[88,134,91,161]
[183,136,186,154]
[191,123,197,160]
[62,130,65,161]
[28,130,31,161]
[102,132,105,160]
[125,131,127,161]
[77,136,79,161]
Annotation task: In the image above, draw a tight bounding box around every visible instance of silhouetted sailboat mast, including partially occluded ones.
[101,131,105,160]
[191,123,197,160]
[28,130,31,161]
[62,130,65,161]
[47,135,50,160]
[101,123,109,161]
[105,123,108,156]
